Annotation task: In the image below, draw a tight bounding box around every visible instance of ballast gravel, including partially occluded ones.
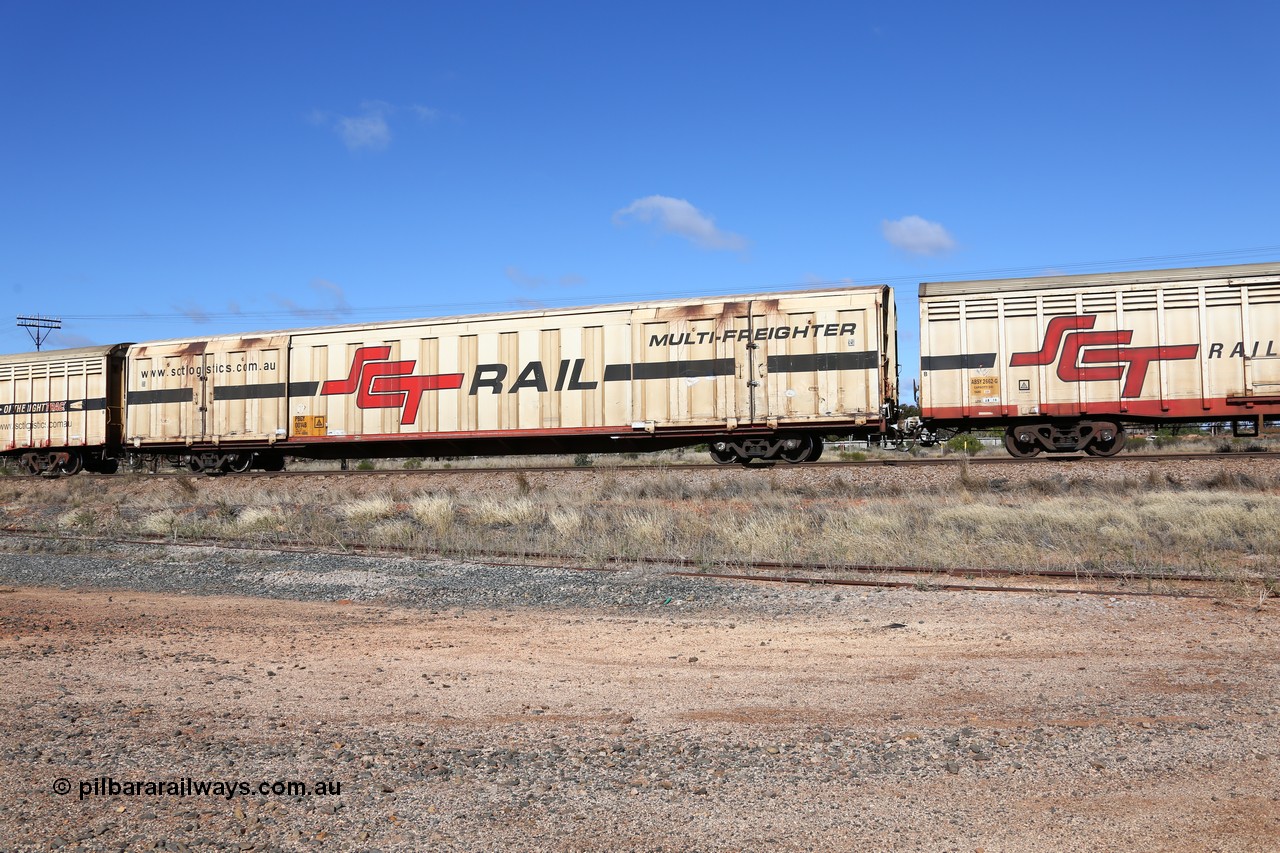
[0,539,1278,852]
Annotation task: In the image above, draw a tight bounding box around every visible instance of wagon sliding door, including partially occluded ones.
[717,303,771,426]
[126,347,206,445]
[203,337,290,443]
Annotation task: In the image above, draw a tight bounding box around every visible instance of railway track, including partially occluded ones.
[26,449,1278,480]
[0,526,1252,601]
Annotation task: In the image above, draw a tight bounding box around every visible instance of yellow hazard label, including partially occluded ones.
[293,415,327,437]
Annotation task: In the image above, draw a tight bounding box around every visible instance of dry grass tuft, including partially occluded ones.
[236,507,281,532]
[338,496,395,523]
[409,494,456,541]
[470,497,543,528]
[139,509,179,536]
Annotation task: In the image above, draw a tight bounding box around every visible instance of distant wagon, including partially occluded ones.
[918,262,1280,456]
[0,345,127,474]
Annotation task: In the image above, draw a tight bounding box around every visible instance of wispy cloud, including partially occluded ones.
[338,104,392,151]
[270,279,355,321]
[505,266,586,290]
[310,279,352,314]
[881,215,957,256]
[613,195,747,252]
[312,101,445,151]
[175,303,210,324]
[511,297,550,310]
[505,266,546,289]
[50,331,96,348]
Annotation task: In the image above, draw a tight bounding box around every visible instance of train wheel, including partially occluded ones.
[778,435,815,464]
[808,436,825,462]
[709,446,737,465]
[1084,423,1125,457]
[187,457,205,474]
[224,453,254,474]
[57,453,84,476]
[93,457,120,475]
[1003,428,1042,459]
[20,455,41,476]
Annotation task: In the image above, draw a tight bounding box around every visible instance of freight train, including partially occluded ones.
[2,261,1277,474]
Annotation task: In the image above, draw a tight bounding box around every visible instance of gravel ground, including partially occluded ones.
[1,539,1278,851]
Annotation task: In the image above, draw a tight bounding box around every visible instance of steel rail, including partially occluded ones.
[51,449,1279,480]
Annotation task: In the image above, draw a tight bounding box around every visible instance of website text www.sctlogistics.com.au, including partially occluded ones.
[54,776,342,801]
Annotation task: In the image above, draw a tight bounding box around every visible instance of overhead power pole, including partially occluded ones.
[16,315,61,350]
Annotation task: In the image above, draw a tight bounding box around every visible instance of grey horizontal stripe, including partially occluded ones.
[212,381,320,400]
[921,353,997,371]
[213,382,288,401]
[126,388,194,405]
[218,379,322,397]
[767,351,878,373]
[603,358,736,382]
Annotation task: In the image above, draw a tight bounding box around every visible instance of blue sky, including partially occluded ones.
[3,1,1279,393]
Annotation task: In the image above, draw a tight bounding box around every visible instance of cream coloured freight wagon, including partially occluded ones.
[121,286,898,470]
[918,262,1280,456]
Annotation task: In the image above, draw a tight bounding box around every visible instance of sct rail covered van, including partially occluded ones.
[919,262,1280,456]
[35,285,899,474]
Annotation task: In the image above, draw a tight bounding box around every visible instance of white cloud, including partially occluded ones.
[613,195,747,251]
[314,100,446,151]
[337,102,392,151]
[881,215,957,256]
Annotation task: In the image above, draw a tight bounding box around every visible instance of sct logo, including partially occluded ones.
[1010,315,1199,398]
[320,347,463,425]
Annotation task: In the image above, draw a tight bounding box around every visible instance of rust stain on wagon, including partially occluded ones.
[654,298,780,324]
[655,303,722,321]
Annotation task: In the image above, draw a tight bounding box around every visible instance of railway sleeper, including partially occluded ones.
[709,433,825,465]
